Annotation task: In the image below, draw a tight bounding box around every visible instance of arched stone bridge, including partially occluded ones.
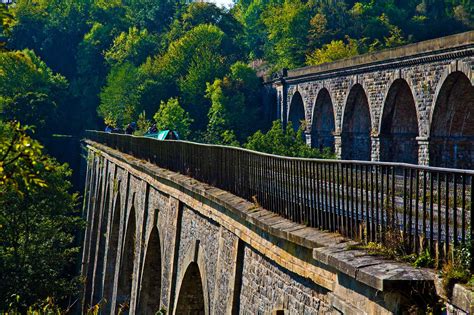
[81,140,472,315]
[265,31,474,169]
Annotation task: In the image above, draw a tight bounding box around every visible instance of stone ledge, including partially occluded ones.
[328,292,367,315]
[85,140,435,294]
[434,275,474,313]
[451,283,474,313]
[313,243,434,291]
[266,31,474,83]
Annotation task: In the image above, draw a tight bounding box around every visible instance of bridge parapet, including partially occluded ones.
[80,139,442,314]
[267,31,474,82]
[81,137,474,313]
[86,131,474,262]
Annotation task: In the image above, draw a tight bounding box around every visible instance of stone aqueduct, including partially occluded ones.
[266,31,474,169]
[82,141,447,315]
[81,33,474,315]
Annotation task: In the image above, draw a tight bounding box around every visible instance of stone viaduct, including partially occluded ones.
[81,33,474,314]
[81,140,472,315]
[265,31,473,169]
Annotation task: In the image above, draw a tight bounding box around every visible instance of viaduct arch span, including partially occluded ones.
[81,33,474,314]
[81,139,473,314]
[267,31,474,169]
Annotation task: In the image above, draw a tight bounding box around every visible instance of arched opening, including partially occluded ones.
[288,91,305,132]
[116,206,136,313]
[84,172,103,307]
[137,227,162,315]
[102,191,121,310]
[380,79,419,164]
[342,84,372,160]
[430,71,474,169]
[311,88,335,151]
[175,262,205,315]
[91,182,111,304]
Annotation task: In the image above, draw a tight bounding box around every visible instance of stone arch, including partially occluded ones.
[341,83,372,160]
[430,71,474,169]
[84,163,104,307]
[137,226,162,315]
[379,79,419,164]
[173,241,210,315]
[288,91,306,132]
[102,189,122,309]
[175,262,206,315]
[116,205,137,312]
[311,88,335,151]
[91,180,111,304]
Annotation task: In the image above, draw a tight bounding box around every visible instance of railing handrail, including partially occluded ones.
[85,130,474,175]
[85,129,474,267]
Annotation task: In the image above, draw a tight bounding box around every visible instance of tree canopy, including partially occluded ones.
[3,0,470,137]
[0,121,82,311]
[0,0,472,310]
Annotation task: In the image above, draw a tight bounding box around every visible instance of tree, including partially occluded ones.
[0,121,82,311]
[72,21,122,132]
[2,92,58,134]
[0,121,51,191]
[165,2,243,50]
[205,62,260,143]
[139,24,234,131]
[306,37,360,65]
[9,0,92,79]
[307,1,351,50]
[0,50,67,102]
[204,79,239,145]
[262,0,312,69]
[451,1,474,28]
[98,62,141,128]
[0,3,12,51]
[233,0,271,59]
[104,26,158,66]
[153,98,193,139]
[123,0,177,34]
[245,120,334,158]
[0,50,68,135]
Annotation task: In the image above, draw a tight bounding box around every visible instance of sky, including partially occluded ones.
[208,0,234,8]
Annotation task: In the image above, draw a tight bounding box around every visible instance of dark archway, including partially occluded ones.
[91,181,111,304]
[84,171,103,308]
[380,79,419,164]
[342,84,372,160]
[116,206,136,313]
[311,88,335,151]
[175,262,205,315]
[288,91,305,132]
[137,227,162,315]
[430,71,474,169]
[102,191,121,311]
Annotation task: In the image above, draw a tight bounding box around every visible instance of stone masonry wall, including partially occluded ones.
[82,142,461,315]
[239,245,332,314]
[277,46,473,165]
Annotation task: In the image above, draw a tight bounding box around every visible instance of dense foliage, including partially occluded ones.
[245,120,335,158]
[0,49,68,135]
[153,98,193,138]
[0,0,471,309]
[0,121,82,311]
[2,0,470,140]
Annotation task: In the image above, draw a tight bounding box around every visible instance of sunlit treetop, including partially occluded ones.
[0,121,55,193]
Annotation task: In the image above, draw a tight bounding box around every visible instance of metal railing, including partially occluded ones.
[85,131,474,264]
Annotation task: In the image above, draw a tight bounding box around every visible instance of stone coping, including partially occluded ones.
[265,30,473,83]
[86,140,435,293]
[451,283,474,313]
[434,275,474,313]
